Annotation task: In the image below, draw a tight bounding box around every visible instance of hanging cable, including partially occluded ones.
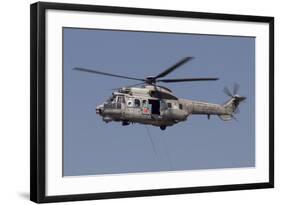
[145,125,158,157]
[162,134,174,170]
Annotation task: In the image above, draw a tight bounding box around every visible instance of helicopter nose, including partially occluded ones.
[96,104,104,115]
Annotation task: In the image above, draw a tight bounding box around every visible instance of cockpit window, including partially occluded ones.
[117,96,125,103]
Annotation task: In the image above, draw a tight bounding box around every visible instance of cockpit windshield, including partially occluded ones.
[106,95,125,104]
[106,95,115,103]
[104,95,124,109]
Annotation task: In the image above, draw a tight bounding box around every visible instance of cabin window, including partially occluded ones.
[127,99,134,107]
[167,103,172,108]
[179,104,183,110]
[134,99,141,107]
[142,100,148,107]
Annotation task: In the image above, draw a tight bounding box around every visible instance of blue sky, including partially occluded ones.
[63,28,255,176]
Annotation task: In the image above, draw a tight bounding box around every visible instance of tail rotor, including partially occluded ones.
[220,83,246,121]
[223,83,241,98]
[233,83,240,96]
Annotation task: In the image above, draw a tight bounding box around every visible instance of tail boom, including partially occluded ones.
[182,95,246,121]
[183,100,227,116]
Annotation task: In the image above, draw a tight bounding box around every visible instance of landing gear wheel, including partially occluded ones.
[160,125,166,130]
[122,121,130,126]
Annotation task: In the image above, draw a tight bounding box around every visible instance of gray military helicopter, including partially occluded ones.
[74,57,246,130]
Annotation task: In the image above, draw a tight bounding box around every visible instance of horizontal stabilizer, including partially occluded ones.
[219,114,233,121]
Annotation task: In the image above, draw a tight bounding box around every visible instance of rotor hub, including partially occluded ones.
[145,76,156,84]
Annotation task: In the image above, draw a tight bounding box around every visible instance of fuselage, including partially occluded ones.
[95,85,232,129]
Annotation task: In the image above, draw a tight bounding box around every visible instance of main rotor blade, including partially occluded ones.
[73,67,145,82]
[158,77,219,83]
[154,57,194,79]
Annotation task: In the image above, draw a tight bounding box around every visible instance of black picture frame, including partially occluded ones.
[30,2,274,203]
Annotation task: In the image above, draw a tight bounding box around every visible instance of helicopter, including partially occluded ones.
[74,56,246,130]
